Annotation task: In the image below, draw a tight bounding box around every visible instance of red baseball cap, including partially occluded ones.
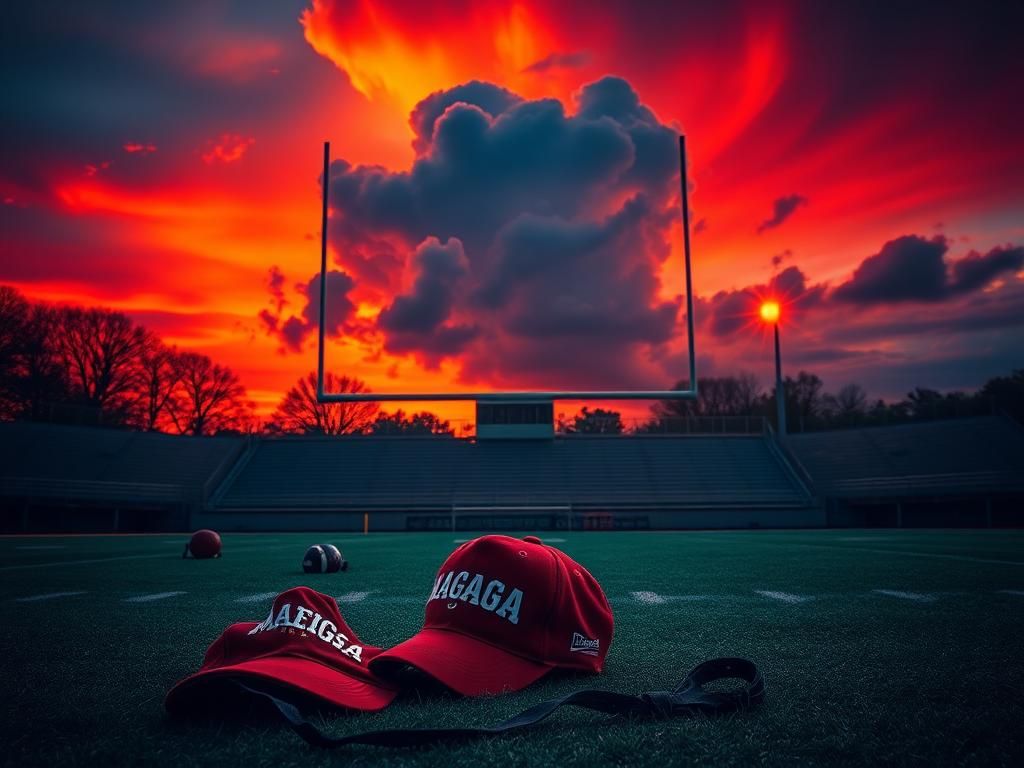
[369,535,613,696]
[165,587,397,714]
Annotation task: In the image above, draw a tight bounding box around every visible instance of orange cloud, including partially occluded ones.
[300,0,561,113]
[57,181,245,220]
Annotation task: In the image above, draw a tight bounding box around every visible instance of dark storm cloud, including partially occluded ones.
[267,266,287,312]
[772,265,824,305]
[378,238,479,364]
[477,196,679,343]
[832,235,949,303]
[522,51,591,74]
[327,76,676,272]
[327,90,649,281]
[704,289,751,338]
[949,245,1024,295]
[324,76,683,387]
[826,279,1024,345]
[409,81,522,155]
[261,270,357,353]
[574,76,679,194]
[756,195,807,234]
[832,237,1023,305]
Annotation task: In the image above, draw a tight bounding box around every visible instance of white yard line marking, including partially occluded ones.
[873,589,935,602]
[235,592,280,603]
[631,591,667,604]
[16,591,87,603]
[756,590,813,603]
[627,591,718,604]
[998,590,1024,596]
[16,545,67,550]
[335,591,373,603]
[124,591,186,603]
[618,594,713,604]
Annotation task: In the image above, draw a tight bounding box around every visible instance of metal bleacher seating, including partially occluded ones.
[787,415,1024,499]
[212,433,812,513]
[0,421,245,507]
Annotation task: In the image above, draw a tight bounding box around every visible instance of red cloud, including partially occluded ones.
[123,142,157,154]
[201,134,255,164]
[84,161,111,177]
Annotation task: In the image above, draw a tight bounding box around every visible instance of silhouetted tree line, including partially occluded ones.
[556,370,1024,436]
[0,286,254,434]
[263,372,454,436]
[557,407,626,434]
[4,286,1019,437]
[0,287,454,437]
[638,369,1024,434]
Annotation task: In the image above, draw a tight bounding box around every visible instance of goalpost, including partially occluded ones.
[315,136,699,405]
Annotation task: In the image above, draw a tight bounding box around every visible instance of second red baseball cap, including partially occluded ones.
[369,535,614,696]
[165,586,398,715]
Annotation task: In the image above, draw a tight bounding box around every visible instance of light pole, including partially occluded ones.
[760,301,786,438]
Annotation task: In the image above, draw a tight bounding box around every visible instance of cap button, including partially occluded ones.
[523,535,542,544]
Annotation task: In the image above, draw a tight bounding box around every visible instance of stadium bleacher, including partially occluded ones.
[205,433,817,530]
[788,415,1024,526]
[3,415,1022,532]
[0,422,244,532]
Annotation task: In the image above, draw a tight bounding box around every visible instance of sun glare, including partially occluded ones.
[760,300,780,323]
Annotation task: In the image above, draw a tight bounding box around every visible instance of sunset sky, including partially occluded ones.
[3,0,1023,426]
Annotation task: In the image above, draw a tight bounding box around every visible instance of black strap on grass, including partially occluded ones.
[238,657,763,749]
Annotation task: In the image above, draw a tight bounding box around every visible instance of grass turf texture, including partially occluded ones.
[2,530,1023,766]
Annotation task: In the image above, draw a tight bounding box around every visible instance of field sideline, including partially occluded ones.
[2,529,1023,766]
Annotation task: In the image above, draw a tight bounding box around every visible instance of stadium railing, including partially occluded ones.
[762,421,816,501]
[830,470,1024,498]
[201,434,253,505]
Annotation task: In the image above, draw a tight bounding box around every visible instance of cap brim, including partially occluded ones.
[165,655,397,715]
[369,628,553,697]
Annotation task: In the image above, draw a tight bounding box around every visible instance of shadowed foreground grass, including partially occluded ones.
[1,529,1022,766]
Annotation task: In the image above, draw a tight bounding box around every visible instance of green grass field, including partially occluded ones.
[2,529,1023,766]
